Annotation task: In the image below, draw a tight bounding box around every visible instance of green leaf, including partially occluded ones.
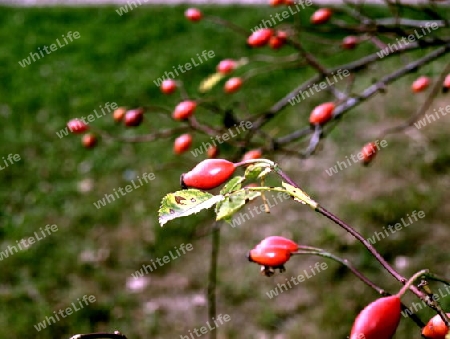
[220,176,245,195]
[216,189,261,221]
[281,182,318,209]
[244,163,272,181]
[159,189,225,226]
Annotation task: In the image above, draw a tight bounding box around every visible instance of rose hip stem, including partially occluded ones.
[293,248,386,295]
[397,269,430,298]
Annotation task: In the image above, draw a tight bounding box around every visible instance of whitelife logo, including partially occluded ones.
[288,69,350,106]
[34,295,96,332]
[18,31,80,68]
[0,153,21,171]
[180,314,231,339]
[115,0,149,16]
[93,172,156,209]
[266,262,328,298]
[0,224,58,261]
[190,121,253,157]
[229,192,291,228]
[131,243,193,278]
[250,0,312,33]
[377,22,440,58]
[366,210,425,245]
[401,285,450,317]
[414,104,450,130]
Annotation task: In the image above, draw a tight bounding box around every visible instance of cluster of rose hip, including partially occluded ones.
[247,235,450,339]
[65,77,264,160]
[178,157,450,339]
[65,3,450,169]
[248,235,406,339]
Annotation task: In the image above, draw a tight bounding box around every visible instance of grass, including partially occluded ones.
[1,3,450,339]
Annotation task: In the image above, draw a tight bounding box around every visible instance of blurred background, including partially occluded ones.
[1,2,450,339]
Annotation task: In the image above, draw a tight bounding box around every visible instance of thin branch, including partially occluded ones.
[275,127,311,145]
[188,116,220,135]
[303,124,322,156]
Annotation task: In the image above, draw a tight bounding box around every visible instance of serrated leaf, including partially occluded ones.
[244,164,263,181]
[199,72,225,93]
[244,163,272,181]
[216,176,245,214]
[220,176,245,195]
[159,189,225,226]
[281,182,318,209]
[216,189,261,221]
[257,166,272,179]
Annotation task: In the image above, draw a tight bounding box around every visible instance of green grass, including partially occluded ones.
[1,4,450,339]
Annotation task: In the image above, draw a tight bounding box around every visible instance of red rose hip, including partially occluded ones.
[350,295,401,339]
[256,236,299,253]
[247,29,273,47]
[217,59,237,75]
[124,108,144,127]
[242,149,262,162]
[443,74,450,90]
[181,159,236,190]
[113,107,127,122]
[161,79,177,94]
[311,8,332,24]
[422,313,450,339]
[342,36,358,49]
[269,0,284,5]
[412,76,430,93]
[207,146,219,158]
[248,246,291,267]
[67,119,88,134]
[224,77,243,93]
[185,8,202,22]
[173,101,197,121]
[361,142,378,165]
[174,134,193,154]
[269,31,287,49]
[309,102,335,125]
[82,133,97,149]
